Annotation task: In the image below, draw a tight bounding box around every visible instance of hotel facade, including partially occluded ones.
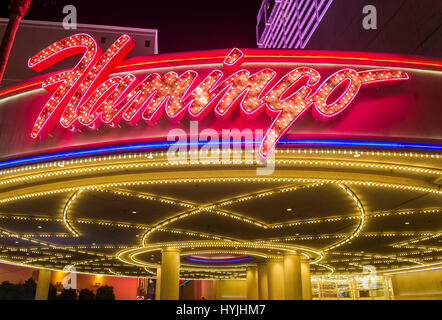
[0,14,441,300]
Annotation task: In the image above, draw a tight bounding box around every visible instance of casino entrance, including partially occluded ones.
[1,146,441,299]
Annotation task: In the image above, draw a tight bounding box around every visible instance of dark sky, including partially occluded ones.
[0,0,262,53]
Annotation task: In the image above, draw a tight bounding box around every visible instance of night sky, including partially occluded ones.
[0,0,262,53]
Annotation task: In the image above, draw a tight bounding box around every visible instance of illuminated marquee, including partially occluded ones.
[28,34,409,158]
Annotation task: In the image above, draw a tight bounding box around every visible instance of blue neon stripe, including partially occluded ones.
[179,280,191,287]
[0,139,441,169]
[185,256,252,263]
[278,139,442,149]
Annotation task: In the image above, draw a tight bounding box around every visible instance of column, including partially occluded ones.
[160,247,180,300]
[350,277,359,300]
[214,280,221,300]
[266,259,285,300]
[383,276,392,300]
[301,259,312,300]
[283,253,302,300]
[155,265,161,300]
[257,263,268,300]
[390,275,400,300]
[35,269,52,300]
[246,265,259,300]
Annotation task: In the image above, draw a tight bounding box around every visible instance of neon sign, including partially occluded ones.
[28,34,409,159]
[185,256,252,263]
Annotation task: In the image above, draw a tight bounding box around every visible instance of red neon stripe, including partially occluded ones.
[0,80,44,97]
[116,55,226,69]
[246,54,442,68]
[1,52,441,99]
[115,53,442,70]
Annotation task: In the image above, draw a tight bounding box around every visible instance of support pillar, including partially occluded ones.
[350,277,359,300]
[391,275,401,300]
[257,263,268,300]
[214,280,221,300]
[267,259,285,300]
[301,259,312,300]
[246,265,259,300]
[160,247,180,300]
[318,278,323,300]
[35,269,52,300]
[155,265,161,300]
[383,276,391,300]
[283,253,302,300]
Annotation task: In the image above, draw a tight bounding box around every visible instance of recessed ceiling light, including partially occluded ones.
[405,222,410,225]
[131,211,137,214]
[37,226,42,229]
[286,208,292,212]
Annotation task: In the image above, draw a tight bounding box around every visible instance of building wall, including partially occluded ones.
[180,280,196,300]
[257,0,333,49]
[0,262,37,284]
[200,279,216,300]
[77,274,138,300]
[180,280,215,300]
[257,0,442,57]
[0,262,138,300]
[0,19,158,89]
[54,272,138,300]
[214,280,247,300]
[391,269,442,300]
[306,0,442,57]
